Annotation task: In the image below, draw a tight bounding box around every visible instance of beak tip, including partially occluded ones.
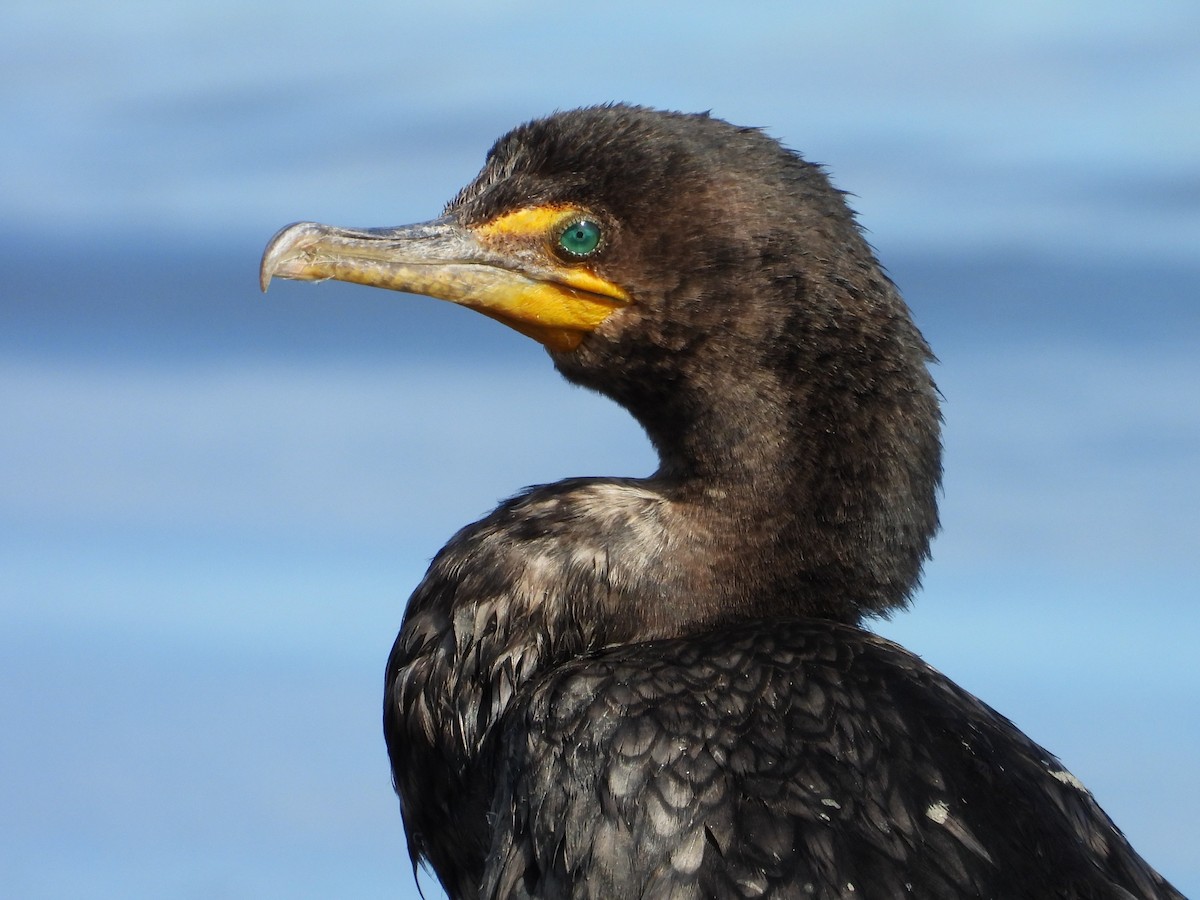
[260,220,317,293]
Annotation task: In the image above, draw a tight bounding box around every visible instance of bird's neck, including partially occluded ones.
[647,372,804,494]
[617,318,941,626]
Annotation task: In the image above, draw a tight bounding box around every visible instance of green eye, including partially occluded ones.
[557,219,602,257]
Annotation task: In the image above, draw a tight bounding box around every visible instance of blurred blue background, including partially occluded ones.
[2,2,1196,897]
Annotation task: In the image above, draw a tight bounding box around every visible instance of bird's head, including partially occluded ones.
[267,109,875,360]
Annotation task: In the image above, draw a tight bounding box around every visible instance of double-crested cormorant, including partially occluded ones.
[261,105,1182,899]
